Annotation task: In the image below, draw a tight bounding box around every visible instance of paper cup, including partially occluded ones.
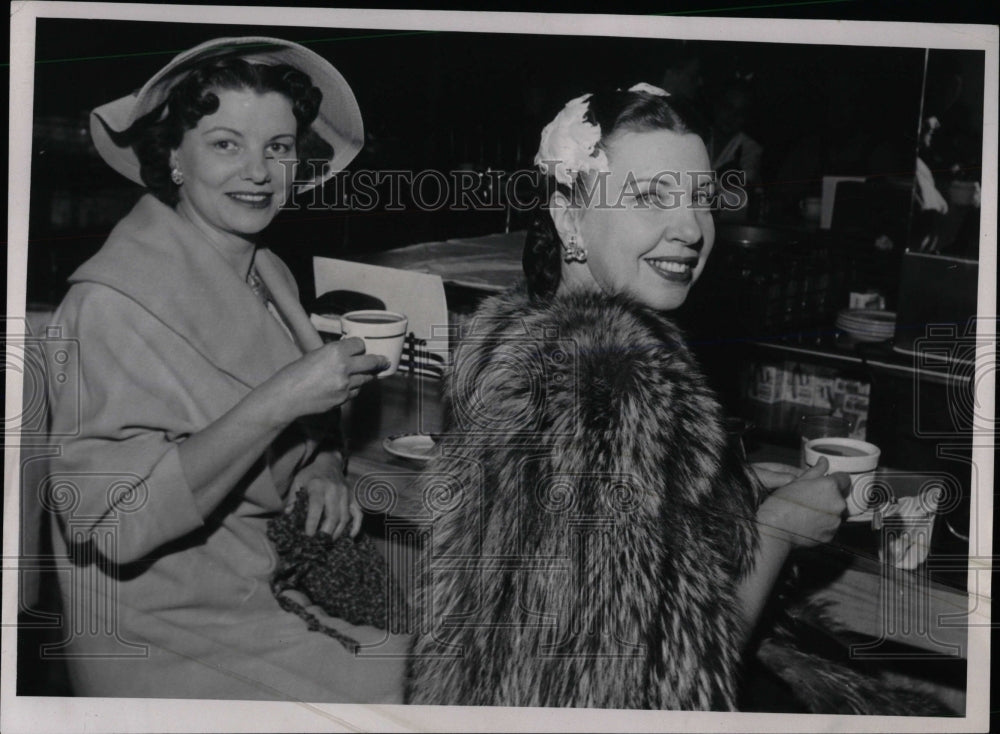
[340,310,409,378]
[878,492,939,569]
[803,437,881,518]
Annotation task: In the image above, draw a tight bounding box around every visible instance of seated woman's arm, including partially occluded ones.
[737,458,849,640]
[176,345,364,519]
[48,286,383,564]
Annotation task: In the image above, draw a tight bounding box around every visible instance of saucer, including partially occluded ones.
[382,433,438,462]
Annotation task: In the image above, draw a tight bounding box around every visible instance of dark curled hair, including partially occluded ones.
[523,88,706,300]
[128,57,334,206]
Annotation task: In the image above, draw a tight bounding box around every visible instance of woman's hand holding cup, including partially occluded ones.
[265,337,389,423]
[756,457,851,548]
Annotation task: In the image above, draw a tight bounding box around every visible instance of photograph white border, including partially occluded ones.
[5,2,997,732]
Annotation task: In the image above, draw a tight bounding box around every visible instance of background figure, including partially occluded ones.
[769,65,916,225]
[707,77,763,219]
[912,50,984,256]
[658,40,707,110]
[771,73,874,220]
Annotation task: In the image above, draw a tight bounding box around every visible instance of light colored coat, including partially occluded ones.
[46,194,407,701]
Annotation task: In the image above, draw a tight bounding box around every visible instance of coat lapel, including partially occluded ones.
[70,195,305,390]
[254,250,324,353]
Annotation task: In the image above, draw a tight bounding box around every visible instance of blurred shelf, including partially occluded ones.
[746,335,972,386]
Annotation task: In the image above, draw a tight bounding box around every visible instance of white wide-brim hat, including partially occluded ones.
[90,36,364,191]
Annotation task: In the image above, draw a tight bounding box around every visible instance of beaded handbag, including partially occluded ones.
[267,489,403,651]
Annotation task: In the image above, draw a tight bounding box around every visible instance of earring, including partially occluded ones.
[170,167,184,186]
[562,234,587,263]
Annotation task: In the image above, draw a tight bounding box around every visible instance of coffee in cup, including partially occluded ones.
[797,414,852,469]
[803,436,882,518]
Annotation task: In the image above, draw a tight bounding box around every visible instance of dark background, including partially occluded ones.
[25,15,976,305]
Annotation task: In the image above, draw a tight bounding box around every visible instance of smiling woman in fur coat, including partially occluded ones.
[405,84,851,710]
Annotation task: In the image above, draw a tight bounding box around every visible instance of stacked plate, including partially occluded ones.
[835,309,896,343]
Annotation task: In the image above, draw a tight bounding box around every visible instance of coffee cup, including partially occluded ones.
[312,310,409,378]
[803,437,882,518]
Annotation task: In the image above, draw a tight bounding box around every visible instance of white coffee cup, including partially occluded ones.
[803,437,882,518]
[312,310,409,378]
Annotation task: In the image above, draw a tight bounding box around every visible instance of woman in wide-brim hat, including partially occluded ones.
[46,37,408,702]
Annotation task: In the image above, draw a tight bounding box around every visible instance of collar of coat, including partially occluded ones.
[69,194,323,389]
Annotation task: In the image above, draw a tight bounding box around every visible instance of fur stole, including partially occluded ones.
[406,288,762,709]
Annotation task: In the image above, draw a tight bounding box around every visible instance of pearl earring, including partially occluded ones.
[170,167,184,186]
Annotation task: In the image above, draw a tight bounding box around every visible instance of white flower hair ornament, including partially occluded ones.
[627,82,671,97]
[534,94,609,187]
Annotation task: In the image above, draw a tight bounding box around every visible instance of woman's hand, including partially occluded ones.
[755,457,850,549]
[751,461,804,490]
[287,453,362,538]
[264,337,388,424]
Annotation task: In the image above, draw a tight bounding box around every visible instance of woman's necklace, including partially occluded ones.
[245,256,296,343]
[246,263,268,302]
